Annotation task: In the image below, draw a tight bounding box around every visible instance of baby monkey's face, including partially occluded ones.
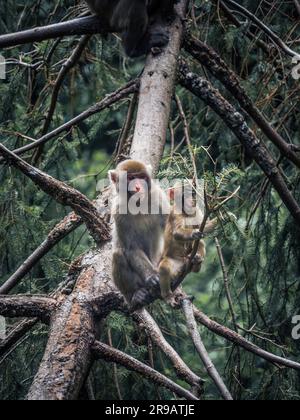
[171,184,198,217]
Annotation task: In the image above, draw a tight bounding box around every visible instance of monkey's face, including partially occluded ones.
[126,172,151,199]
[170,184,197,217]
[182,195,195,214]
[109,160,153,207]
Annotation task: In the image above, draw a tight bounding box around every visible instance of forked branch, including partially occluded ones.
[92,341,198,400]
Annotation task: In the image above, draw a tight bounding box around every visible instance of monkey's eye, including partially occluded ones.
[127,173,148,182]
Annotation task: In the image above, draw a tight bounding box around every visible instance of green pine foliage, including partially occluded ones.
[0,0,299,400]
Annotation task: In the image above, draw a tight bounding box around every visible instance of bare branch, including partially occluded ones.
[179,62,300,226]
[214,237,238,332]
[0,16,107,49]
[116,93,139,160]
[184,36,300,167]
[0,186,111,296]
[92,341,198,401]
[0,80,138,164]
[213,0,271,53]
[35,35,91,162]
[175,94,198,184]
[294,0,300,16]
[0,295,56,320]
[192,304,300,371]
[0,319,38,361]
[182,298,233,400]
[132,309,203,394]
[107,329,123,400]
[222,0,300,58]
[0,213,82,295]
[0,143,111,245]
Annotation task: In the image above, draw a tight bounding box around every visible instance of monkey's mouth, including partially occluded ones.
[128,191,145,201]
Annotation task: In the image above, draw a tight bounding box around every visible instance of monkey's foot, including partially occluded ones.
[146,274,160,289]
[151,46,163,56]
[191,255,204,273]
[148,30,169,50]
[164,294,178,308]
[130,288,152,309]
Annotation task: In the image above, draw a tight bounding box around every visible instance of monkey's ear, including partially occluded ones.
[168,188,175,201]
[109,170,118,184]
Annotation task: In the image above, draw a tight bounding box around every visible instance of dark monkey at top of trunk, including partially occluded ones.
[85,0,177,57]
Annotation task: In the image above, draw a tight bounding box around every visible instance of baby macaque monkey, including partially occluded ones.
[109,159,169,308]
[85,0,177,57]
[159,182,217,304]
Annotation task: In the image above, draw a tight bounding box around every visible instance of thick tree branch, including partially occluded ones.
[92,341,198,401]
[179,63,300,226]
[0,295,56,321]
[184,36,300,167]
[130,1,188,172]
[182,298,233,400]
[27,246,123,400]
[0,143,111,245]
[0,16,107,49]
[0,80,138,164]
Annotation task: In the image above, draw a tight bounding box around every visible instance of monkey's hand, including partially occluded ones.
[191,255,204,266]
[191,231,205,240]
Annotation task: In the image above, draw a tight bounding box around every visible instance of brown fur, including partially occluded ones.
[159,198,217,303]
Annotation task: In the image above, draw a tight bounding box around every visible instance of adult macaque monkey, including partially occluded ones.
[109,159,169,307]
[159,183,217,304]
[85,0,177,57]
